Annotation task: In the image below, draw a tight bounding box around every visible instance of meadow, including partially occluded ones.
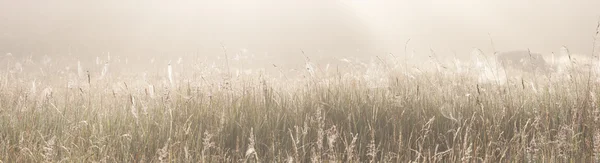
[0,49,599,162]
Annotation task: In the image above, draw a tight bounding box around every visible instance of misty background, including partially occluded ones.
[1,0,599,67]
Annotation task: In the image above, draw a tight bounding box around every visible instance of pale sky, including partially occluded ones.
[346,0,600,55]
[1,0,599,62]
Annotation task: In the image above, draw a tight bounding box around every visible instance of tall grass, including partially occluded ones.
[0,47,599,162]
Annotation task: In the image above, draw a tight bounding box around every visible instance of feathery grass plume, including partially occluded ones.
[42,135,56,162]
[184,146,190,162]
[289,122,308,162]
[37,87,53,108]
[289,129,299,162]
[344,133,358,162]
[285,155,294,163]
[99,62,109,80]
[367,126,378,163]
[218,111,225,134]
[325,125,338,162]
[246,128,259,162]
[364,58,389,88]
[471,48,505,85]
[157,139,170,163]
[556,125,572,160]
[461,143,473,162]
[30,79,37,95]
[454,57,465,74]
[77,60,83,78]
[167,62,174,87]
[96,56,100,65]
[530,82,538,94]
[310,147,319,163]
[592,91,600,161]
[130,95,138,120]
[461,118,473,162]
[526,136,539,162]
[147,84,156,99]
[313,106,324,162]
[202,131,214,162]
[13,62,23,73]
[305,62,316,78]
[25,54,34,65]
[42,55,52,66]
[594,129,600,162]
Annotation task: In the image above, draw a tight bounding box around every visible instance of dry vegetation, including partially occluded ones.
[3,21,600,162]
[0,48,599,163]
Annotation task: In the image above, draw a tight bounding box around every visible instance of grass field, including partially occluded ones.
[0,51,599,162]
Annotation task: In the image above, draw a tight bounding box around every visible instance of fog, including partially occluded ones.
[350,0,600,56]
[1,0,599,65]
